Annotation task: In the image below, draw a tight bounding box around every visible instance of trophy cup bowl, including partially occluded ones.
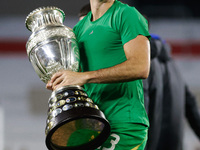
[25,7,110,150]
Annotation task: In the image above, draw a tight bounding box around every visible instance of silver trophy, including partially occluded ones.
[25,7,110,150]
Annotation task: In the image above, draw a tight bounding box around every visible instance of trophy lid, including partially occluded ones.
[25,6,65,32]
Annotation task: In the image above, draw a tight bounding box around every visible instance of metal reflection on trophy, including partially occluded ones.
[25,7,110,150]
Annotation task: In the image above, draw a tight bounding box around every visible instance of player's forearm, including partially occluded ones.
[84,58,150,84]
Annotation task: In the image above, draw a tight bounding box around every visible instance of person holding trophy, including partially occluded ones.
[46,0,150,149]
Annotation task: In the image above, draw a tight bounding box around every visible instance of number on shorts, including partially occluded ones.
[97,133,120,150]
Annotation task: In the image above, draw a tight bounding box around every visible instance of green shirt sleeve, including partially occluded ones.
[118,7,150,45]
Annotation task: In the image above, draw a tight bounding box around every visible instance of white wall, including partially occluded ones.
[0,56,50,150]
[0,105,4,150]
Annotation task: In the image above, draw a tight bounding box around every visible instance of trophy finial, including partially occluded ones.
[25,6,65,32]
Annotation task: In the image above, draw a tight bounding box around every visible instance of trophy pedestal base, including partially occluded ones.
[46,107,110,150]
[45,86,110,150]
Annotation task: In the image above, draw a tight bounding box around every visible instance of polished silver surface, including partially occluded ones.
[25,7,80,83]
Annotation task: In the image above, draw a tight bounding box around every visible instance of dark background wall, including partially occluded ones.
[0,0,199,18]
[124,0,199,18]
[0,0,89,16]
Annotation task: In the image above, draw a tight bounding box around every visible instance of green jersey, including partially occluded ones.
[73,0,150,126]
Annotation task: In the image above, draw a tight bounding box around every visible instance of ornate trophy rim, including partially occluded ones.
[25,6,66,31]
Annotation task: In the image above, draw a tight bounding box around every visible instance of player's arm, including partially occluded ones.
[86,35,150,83]
[46,35,150,90]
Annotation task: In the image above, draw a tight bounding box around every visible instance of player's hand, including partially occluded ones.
[46,70,88,91]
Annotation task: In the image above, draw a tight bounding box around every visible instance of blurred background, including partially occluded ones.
[0,0,199,150]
